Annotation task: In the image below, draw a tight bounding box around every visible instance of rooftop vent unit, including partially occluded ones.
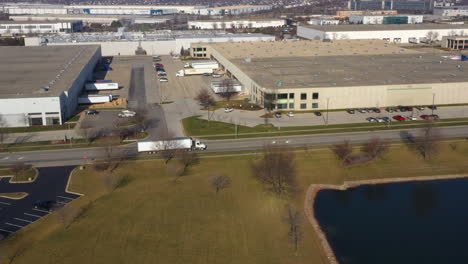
[40,87,49,93]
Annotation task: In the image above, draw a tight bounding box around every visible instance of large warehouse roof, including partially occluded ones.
[0,45,100,99]
[301,23,468,32]
[229,53,468,89]
[208,39,420,59]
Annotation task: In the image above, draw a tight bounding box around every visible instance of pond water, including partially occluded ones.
[314,178,468,264]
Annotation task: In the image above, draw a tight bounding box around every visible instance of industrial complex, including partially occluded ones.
[203,40,468,111]
[0,45,101,127]
[0,20,83,34]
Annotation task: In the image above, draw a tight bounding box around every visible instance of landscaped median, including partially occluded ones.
[182,116,468,140]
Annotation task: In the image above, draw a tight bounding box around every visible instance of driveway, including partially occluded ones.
[0,166,80,238]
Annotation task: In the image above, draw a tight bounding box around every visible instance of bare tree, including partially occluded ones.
[251,145,296,195]
[177,151,199,175]
[196,89,216,109]
[415,121,440,160]
[98,138,126,172]
[285,204,302,251]
[77,118,98,143]
[218,79,238,102]
[361,138,389,159]
[133,107,151,132]
[10,161,30,177]
[158,131,179,164]
[332,140,352,161]
[210,174,231,193]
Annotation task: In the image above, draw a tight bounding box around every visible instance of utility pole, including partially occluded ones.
[325,98,330,127]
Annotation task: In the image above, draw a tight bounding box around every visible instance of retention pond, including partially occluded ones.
[314,178,468,264]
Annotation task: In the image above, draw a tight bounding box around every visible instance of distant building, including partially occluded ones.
[308,18,340,26]
[442,35,468,49]
[0,20,83,34]
[298,24,468,43]
[348,0,434,11]
[336,10,398,19]
[348,15,423,24]
[188,19,285,29]
[434,6,468,17]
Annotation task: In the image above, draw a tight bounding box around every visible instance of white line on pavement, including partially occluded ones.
[14,218,33,223]
[24,213,41,218]
[57,201,67,205]
[57,196,74,200]
[17,157,24,160]
[0,201,11,205]
[0,228,13,233]
[5,222,23,228]
[32,208,49,213]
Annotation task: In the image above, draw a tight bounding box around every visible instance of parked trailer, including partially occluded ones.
[176,68,213,77]
[93,80,113,83]
[211,80,243,93]
[78,94,113,104]
[85,82,119,91]
[137,137,206,153]
[184,61,219,69]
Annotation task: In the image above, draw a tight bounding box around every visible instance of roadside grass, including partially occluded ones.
[0,192,28,199]
[10,168,37,183]
[183,116,468,140]
[0,124,76,133]
[2,141,468,264]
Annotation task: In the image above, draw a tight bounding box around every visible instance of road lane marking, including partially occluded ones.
[0,201,11,205]
[0,228,13,233]
[17,157,24,160]
[32,208,49,213]
[58,196,74,200]
[5,222,23,228]
[14,218,32,223]
[0,157,9,160]
[24,213,41,218]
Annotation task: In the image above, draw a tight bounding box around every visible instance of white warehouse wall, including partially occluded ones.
[188,20,285,29]
[0,97,61,127]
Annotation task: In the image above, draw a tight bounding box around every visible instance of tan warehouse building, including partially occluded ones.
[197,40,468,111]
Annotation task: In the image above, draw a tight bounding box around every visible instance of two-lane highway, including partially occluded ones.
[1,126,467,167]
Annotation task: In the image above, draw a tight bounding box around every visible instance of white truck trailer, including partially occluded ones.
[78,94,113,104]
[176,68,213,77]
[184,61,219,69]
[137,137,207,153]
[85,82,119,91]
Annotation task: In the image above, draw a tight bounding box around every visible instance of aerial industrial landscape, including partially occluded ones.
[1,0,468,263]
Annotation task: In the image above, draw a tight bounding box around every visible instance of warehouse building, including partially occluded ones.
[442,35,468,49]
[25,31,275,56]
[336,10,398,19]
[0,20,83,34]
[434,6,468,17]
[297,24,468,43]
[348,0,434,11]
[0,45,101,127]
[188,19,285,29]
[204,40,468,111]
[348,14,423,24]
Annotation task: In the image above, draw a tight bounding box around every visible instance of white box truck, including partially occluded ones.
[78,94,113,104]
[85,82,119,91]
[184,61,219,69]
[176,68,213,77]
[137,137,207,153]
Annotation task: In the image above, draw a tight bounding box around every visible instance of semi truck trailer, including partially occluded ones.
[137,137,207,153]
[78,94,113,104]
[176,68,213,77]
[85,82,119,91]
[184,61,219,69]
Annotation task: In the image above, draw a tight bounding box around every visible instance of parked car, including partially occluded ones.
[33,200,58,212]
[275,112,282,118]
[416,106,425,111]
[346,109,355,114]
[155,63,164,67]
[86,109,99,115]
[428,105,438,110]
[366,117,377,122]
[314,111,322,116]
[358,109,367,113]
[421,114,439,120]
[366,108,373,113]
[393,115,406,121]
[203,73,212,76]
[152,56,161,61]
[382,117,391,122]
[158,72,167,76]
[159,78,169,82]
[224,107,233,113]
[118,110,136,118]
[212,74,222,78]
[172,55,180,60]
[156,67,165,71]
[373,108,381,113]
[385,107,395,113]
[407,116,417,121]
[286,112,294,117]
[407,106,414,111]
[376,117,385,123]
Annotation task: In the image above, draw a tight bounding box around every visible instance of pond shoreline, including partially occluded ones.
[304,173,468,264]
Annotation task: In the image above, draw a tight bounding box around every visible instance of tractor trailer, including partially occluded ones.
[184,61,219,69]
[137,137,207,153]
[78,94,113,104]
[176,68,213,77]
[85,82,119,91]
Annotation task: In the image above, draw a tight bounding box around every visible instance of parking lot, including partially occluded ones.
[0,166,81,238]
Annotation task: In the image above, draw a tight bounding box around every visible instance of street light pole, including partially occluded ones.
[326,98,330,127]
[432,93,435,115]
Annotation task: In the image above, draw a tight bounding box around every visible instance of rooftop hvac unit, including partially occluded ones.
[244,58,251,63]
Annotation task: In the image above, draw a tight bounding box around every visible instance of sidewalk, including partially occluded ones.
[2,130,80,144]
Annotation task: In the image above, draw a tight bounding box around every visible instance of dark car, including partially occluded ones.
[428,105,438,110]
[86,110,99,115]
[33,200,58,212]
[314,111,322,116]
[203,73,212,76]
[346,109,355,114]
[275,112,282,118]
[373,108,381,113]
[421,114,439,120]
[155,67,164,71]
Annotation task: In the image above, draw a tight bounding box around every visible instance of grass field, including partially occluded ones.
[2,141,468,264]
[0,124,76,133]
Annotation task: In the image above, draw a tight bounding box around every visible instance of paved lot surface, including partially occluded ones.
[0,166,80,238]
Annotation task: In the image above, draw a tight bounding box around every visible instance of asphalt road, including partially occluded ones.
[0,126,467,167]
[0,166,80,238]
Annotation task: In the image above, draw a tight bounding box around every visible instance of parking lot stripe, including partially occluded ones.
[24,213,41,218]
[57,201,68,205]
[14,218,32,223]
[58,195,74,200]
[32,208,49,213]
[0,201,11,205]
[5,222,23,228]
[0,228,13,233]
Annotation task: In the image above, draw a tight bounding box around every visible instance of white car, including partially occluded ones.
[159,78,168,82]
[224,107,234,113]
[376,117,385,122]
[287,112,294,117]
[118,110,136,118]
[212,74,222,78]
[172,55,180,60]
[407,116,417,121]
